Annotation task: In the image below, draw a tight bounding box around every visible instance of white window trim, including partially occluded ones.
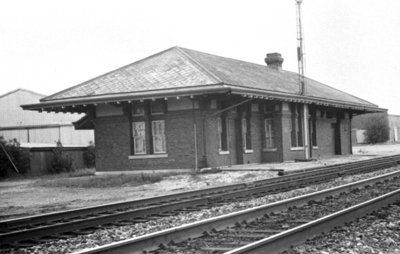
[244,149,254,154]
[313,146,319,149]
[290,147,305,151]
[129,154,168,159]
[218,150,230,155]
[263,148,277,152]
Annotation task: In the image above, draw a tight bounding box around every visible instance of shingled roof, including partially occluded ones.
[23,46,383,112]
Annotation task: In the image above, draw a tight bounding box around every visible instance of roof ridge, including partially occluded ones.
[175,47,223,84]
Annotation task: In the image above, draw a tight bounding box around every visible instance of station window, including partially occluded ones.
[264,118,275,149]
[131,99,167,156]
[132,122,146,154]
[242,118,252,150]
[152,120,166,153]
[217,116,229,152]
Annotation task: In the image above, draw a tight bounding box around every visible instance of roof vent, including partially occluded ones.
[265,53,284,71]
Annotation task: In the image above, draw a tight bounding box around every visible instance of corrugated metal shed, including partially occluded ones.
[0,88,93,145]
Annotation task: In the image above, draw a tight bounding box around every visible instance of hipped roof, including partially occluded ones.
[22,46,384,113]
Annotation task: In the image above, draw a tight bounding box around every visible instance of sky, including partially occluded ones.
[1,0,400,114]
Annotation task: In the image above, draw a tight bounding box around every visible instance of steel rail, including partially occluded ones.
[226,188,400,254]
[2,154,397,231]
[0,167,364,244]
[0,155,399,247]
[1,158,397,246]
[72,169,400,254]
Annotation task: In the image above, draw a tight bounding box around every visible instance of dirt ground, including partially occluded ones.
[1,143,400,220]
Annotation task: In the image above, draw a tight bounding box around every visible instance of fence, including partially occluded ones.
[24,146,89,176]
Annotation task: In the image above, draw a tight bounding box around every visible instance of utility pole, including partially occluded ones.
[296,0,310,160]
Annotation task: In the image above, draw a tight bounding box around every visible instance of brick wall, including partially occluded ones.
[313,116,336,158]
[203,111,237,167]
[95,110,204,171]
[261,111,284,163]
[95,116,131,171]
[94,99,355,171]
[242,112,262,164]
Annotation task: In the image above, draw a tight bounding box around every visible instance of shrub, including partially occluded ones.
[364,114,389,144]
[49,141,74,174]
[83,142,95,168]
[0,137,30,177]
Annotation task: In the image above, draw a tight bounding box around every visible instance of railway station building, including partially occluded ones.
[23,47,385,171]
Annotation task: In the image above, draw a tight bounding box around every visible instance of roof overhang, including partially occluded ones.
[21,84,230,113]
[21,83,385,114]
[229,85,386,113]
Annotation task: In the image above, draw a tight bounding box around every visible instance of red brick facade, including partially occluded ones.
[94,96,352,171]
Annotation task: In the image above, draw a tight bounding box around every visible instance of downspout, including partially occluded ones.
[349,113,353,155]
[202,116,207,168]
[303,104,310,159]
[58,125,61,144]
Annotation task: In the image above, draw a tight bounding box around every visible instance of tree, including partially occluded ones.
[49,141,74,173]
[364,114,389,144]
[0,137,30,177]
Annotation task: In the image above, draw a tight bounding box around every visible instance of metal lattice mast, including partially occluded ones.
[296,0,310,159]
[296,0,305,95]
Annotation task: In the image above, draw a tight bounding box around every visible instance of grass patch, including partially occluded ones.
[32,172,182,188]
[54,168,96,178]
[0,168,96,182]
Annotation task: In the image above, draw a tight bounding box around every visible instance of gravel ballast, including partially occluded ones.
[286,203,400,254]
[14,166,400,254]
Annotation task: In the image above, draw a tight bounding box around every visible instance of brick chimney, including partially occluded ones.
[265,53,284,71]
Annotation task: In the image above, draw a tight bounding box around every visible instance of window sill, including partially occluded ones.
[290,147,304,151]
[244,149,254,154]
[263,148,277,152]
[129,154,168,159]
[313,146,319,149]
[218,151,230,155]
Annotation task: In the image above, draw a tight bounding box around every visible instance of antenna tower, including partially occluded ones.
[296,0,305,95]
[295,0,310,160]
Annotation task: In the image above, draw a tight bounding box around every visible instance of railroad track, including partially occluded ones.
[75,169,400,254]
[1,155,400,250]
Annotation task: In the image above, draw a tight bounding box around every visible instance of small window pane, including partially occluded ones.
[218,117,228,151]
[151,100,165,114]
[152,120,166,153]
[133,122,146,154]
[153,136,166,153]
[265,119,275,149]
[134,137,146,154]
[132,102,145,116]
